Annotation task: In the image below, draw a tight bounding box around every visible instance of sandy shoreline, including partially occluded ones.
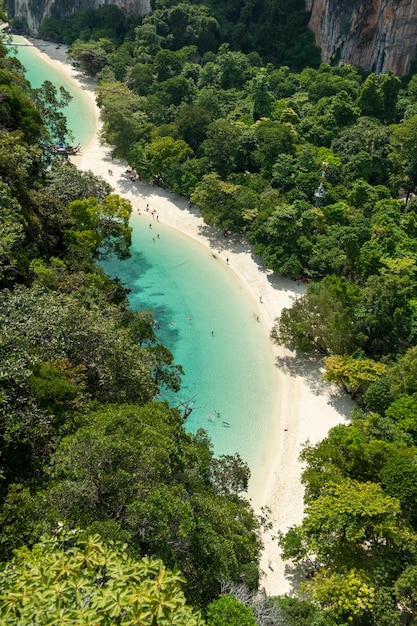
[21,38,354,596]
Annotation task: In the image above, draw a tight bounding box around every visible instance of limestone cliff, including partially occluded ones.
[306,0,417,75]
[7,0,151,35]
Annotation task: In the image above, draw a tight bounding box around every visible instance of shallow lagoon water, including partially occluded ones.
[13,41,279,490]
[13,36,96,149]
[101,213,278,471]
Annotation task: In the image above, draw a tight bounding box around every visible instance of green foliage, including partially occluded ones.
[380,450,417,525]
[191,172,242,229]
[0,182,25,283]
[356,257,417,357]
[0,77,44,144]
[254,119,296,178]
[304,568,375,625]
[357,72,401,123]
[38,403,261,604]
[142,3,221,55]
[0,484,38,559]
[332,117,392,186]
[47,161,112,204]
[210,454,250,496]
[0,130,42,197]
[97,80,151,159]
[299,421,401,501]
[280,478,408,565]
[41,5,140,46]
[38,16,63,42]
[145,135,193,189]
[0,527,204,624]
[324,355,387,399]
[31,80,73,146]
[271,275,362,355]
[200,119,244,178]
[205,594,256,625]
[175,103,213,151]
[207,0,320,68]
[278,476,417,624]
[385,394,417,440]
[154,48,183,81]
[68,39,111,76]
[128,61,155,95]
[357,74,385,119]
[363,376,394,414]
[390,114,417,198]
[280,404,417,625]
[67,194,132,260]
[275,595,337,626]
[28,361,82,416]
[394,565,417,623]
[0,285,181,491]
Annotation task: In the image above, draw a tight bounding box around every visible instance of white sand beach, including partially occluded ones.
[21,38,354,596]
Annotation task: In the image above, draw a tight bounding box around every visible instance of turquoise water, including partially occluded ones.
[101,213,278,469]
[12,41,279,492]
[12,36,96,149]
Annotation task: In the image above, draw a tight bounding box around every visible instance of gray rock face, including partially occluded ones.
[306,0,417,75]
[7,0,151,34]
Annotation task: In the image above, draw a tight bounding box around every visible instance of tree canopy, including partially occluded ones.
[0,527,204,625]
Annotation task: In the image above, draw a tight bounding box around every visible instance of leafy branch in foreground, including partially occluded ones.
[0,525,204,625]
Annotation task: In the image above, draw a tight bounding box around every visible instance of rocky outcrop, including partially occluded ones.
[306,0,417,76]
[7,0,151,35]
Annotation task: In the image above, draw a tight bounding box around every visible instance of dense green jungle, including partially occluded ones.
[2,0,417,623]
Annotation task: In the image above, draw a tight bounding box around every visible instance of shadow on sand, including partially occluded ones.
[275,349,353,419]
[281,560,316,596]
